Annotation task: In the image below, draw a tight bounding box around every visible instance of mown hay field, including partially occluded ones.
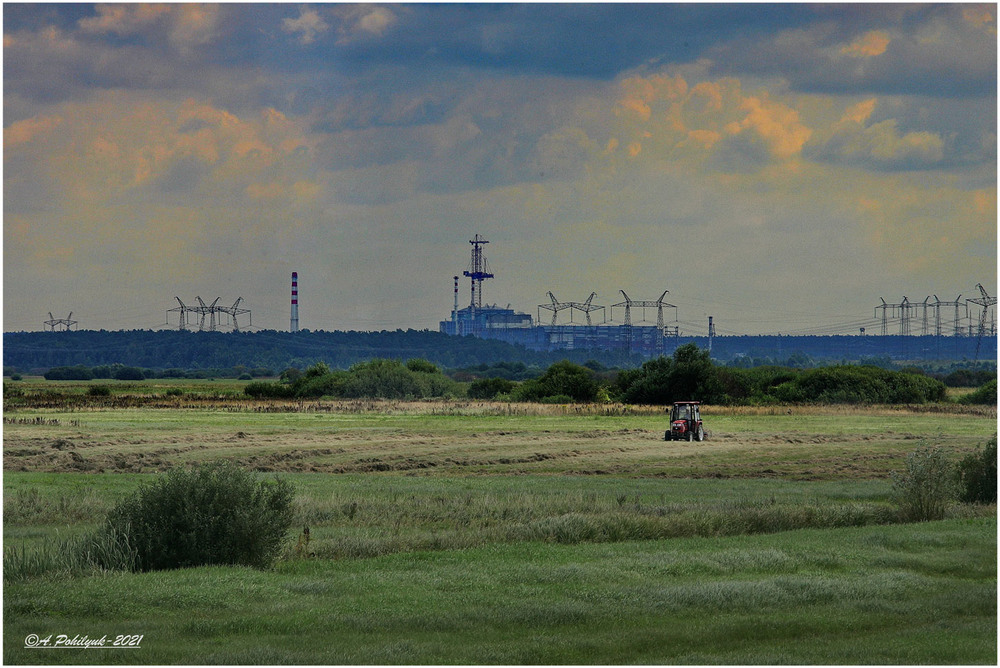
[3,381,996,664]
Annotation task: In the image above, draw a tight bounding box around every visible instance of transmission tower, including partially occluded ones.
[538,292,572,326]
[168,298,194,330]
[919,296,932,336]
[220,297,252,332]
[568,292,606,326]
[876,298,891,336]
[463,234,494,310]
[612,290,676,328]
[44,312,77,331]
[195,297,222,331]
[933,294,966,337]
[968,283,997,360]
[874,297,914,335]
[538,292,607,326]
[168,296,251,331]
[611,290,676,354]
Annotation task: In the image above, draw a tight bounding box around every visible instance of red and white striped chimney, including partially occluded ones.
[290,272,299,332]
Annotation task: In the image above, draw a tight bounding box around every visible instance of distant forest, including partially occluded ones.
[3,329,996,375]
[3,329,629,374]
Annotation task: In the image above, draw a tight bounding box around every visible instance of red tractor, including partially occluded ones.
[664,401,705,441]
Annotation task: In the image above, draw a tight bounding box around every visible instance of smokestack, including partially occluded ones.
[453,276,459,335]
[708,315,715,354]
[291,272,299,332]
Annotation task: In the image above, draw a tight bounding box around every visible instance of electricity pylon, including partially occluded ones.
[968,283,997,360]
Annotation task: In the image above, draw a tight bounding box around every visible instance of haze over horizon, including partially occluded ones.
[4,3,996,336]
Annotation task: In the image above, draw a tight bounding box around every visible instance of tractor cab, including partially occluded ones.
[665,401,704,441]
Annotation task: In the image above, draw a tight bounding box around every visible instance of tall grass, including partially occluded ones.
[3,526,137,582]
[292,489,909,561]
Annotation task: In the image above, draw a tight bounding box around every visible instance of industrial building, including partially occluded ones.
[439,235,997,361]
[439,235,680,356]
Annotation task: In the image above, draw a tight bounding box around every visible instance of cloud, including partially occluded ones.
[77,3,172,35]
[4,115,62,146]
[840,30,891,58]
[78,3,220,54]
[282,6,330,45]
[610,72,812,167]
[811,98,946,170]
[709,5,995,97]
[332,4,397,44]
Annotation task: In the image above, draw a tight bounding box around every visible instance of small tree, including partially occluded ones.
[91,462,295,572]
[891,446,956,521]
[957,437,997,504]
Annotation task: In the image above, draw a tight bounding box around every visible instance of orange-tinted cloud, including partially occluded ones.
[4,115,62,146]
[841,30,891,57]
[612,73,812,162]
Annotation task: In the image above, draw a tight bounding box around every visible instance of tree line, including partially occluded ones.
[239,344,994,406]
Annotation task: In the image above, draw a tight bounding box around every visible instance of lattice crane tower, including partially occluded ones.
[463,234,494,309]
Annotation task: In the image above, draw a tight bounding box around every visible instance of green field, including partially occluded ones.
[3,383,996,664]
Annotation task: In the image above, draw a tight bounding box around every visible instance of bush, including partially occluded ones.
[91,463,295,572]
[957,437,997,504]
[112,366,145,381]
[405,358,439,374]
[467,377,515,399]
[891,446,956,521]
[44,365,94,381]
[616,344,723,405]
[512,360,599,402]
[86,385,111,397]
[244,381,295,398]
[959,379,997,405]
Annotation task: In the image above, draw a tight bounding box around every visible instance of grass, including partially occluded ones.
[3,384,996,663]
[3,518,995,664]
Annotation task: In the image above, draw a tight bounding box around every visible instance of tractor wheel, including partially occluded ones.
[687,429,693,442]
[696,425,704,442]
[664,431,670,441]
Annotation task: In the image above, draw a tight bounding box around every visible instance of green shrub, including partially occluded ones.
[616,344,724,405]
[112,366,145,381]
[91,463,295,572]
[957,437,997,504]
[295,370,348,398]
[891,446,956,521]
[244,381,296,398]
[341,359,422,399]
[512,360,599,402]
[467,377,515,399]
[405,358,439,374]
[959,379,997,405]
[44,365,94,381]
[86,385,111,397]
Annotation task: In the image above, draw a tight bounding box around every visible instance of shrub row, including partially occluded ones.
[245,359,463,400]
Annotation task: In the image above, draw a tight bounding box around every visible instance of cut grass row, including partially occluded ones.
[4,402,995,478]
[3,517,995,664]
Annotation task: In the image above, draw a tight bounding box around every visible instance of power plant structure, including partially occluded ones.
[439,235,680,356]
[439,235,997,360]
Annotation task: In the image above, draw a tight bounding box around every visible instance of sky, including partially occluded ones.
[3,2,997,335]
